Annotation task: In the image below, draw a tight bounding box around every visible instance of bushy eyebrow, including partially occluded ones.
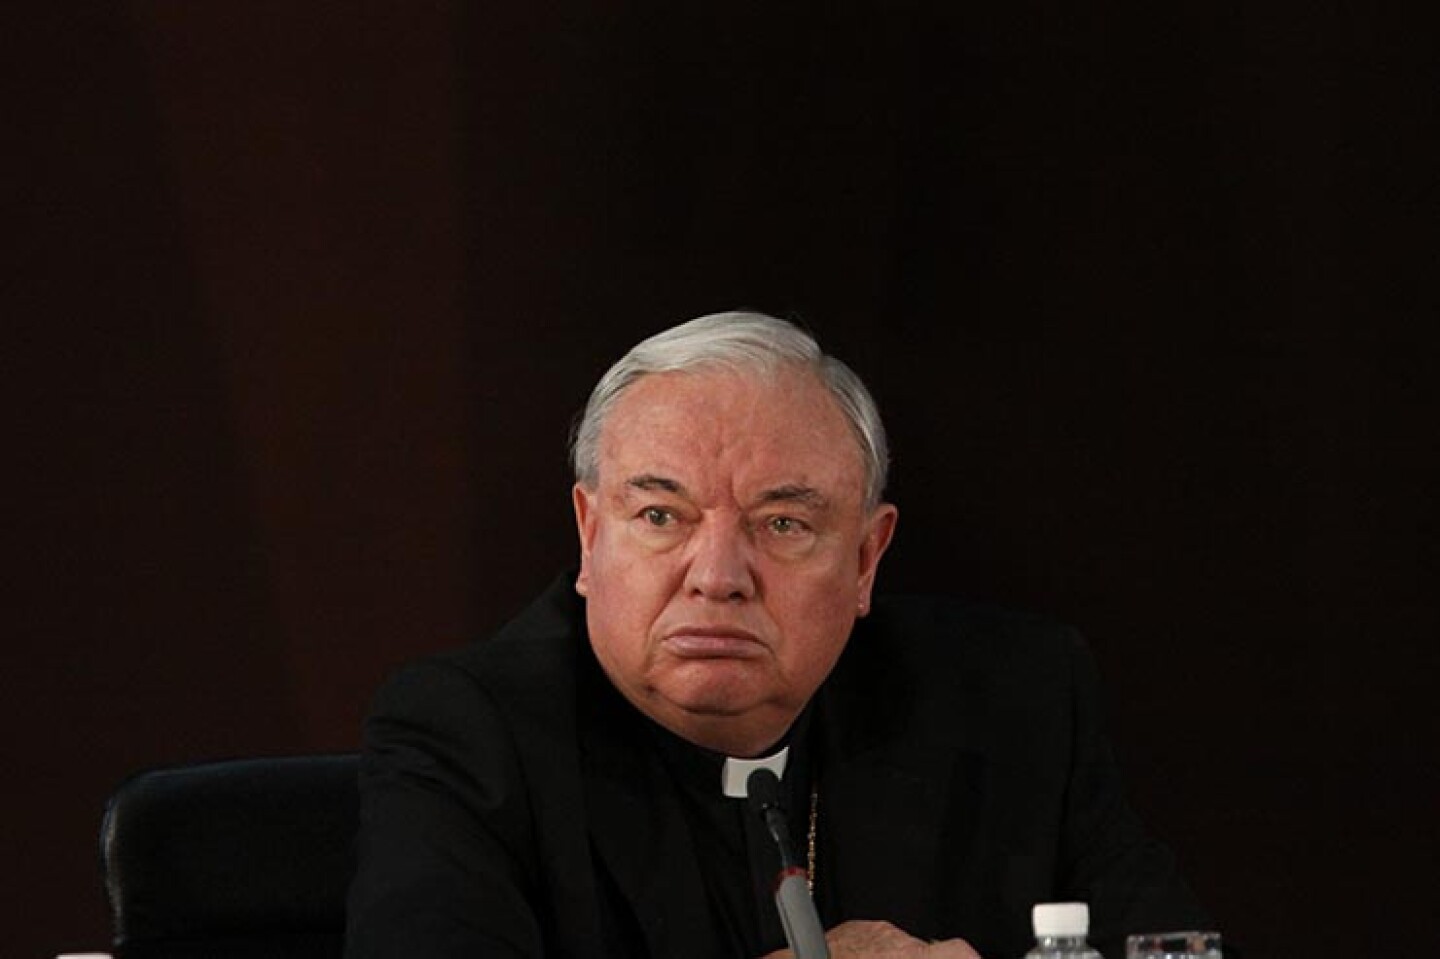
[623,476,828,510]
[625,474,684,495]
[755,484,828,509]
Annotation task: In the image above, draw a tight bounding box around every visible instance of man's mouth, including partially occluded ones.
[660,627,765,658]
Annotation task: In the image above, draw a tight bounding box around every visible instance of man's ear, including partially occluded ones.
[855,503,898,615]
[572,483,598,595]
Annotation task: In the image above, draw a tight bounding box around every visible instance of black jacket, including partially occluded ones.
[346,576,1207,958]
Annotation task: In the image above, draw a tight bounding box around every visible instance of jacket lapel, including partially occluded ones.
[577,662,728,959]
[813,616,988,940]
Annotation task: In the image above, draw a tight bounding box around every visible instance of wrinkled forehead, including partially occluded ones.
[596,367,868,501]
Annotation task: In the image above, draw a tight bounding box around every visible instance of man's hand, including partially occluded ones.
[760,919,983,959]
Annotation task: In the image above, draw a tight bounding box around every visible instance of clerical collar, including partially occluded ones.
[720,747,790,799]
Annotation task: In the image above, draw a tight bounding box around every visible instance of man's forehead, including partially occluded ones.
[594,367,866,498]
[603,368,844,436]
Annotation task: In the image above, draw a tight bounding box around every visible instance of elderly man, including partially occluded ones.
[346,313,1209,958]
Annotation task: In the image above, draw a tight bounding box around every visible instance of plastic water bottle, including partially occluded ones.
[1025,902,1103,959]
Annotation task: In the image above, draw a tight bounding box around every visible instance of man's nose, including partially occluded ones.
[683,518,757,602]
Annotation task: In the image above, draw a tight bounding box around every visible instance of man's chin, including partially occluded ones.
[653,665,770,718]
[661,687,759,719]
[644,678,807,755]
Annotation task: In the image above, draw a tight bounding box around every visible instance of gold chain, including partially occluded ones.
[806,782,819,894]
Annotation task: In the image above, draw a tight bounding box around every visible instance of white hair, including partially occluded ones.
[570,311,890,509]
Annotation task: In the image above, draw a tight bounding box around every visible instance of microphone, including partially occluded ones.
[747,768,830,959]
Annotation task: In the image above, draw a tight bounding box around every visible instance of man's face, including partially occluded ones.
[573,366,897,756]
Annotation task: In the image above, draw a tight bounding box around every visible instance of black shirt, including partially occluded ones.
[645,709,818,958]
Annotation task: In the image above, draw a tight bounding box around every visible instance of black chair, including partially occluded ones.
[101,754,359,959]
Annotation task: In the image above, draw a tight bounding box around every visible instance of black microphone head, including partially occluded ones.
[746,767,782,813]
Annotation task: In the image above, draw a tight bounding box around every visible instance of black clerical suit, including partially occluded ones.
[346,576,1208,959]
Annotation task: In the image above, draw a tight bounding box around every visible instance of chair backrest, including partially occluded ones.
[101,754,359,959]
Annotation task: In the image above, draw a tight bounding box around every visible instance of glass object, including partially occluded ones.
[1126,930,1222,959]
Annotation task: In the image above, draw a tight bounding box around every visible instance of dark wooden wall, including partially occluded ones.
[7,4,1434,957]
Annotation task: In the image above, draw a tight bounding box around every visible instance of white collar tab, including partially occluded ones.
[720,746,790,798]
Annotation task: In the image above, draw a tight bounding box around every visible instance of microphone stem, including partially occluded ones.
[762,806,801,870]
[746,767,829,958]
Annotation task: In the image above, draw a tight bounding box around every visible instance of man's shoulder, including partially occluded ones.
[457,573,587,676]
[864,592,1080,660]
[827,593,1094,756]
[838,592,1086,708]
[375,573,588,720]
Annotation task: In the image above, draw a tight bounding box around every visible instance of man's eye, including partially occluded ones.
[642,507,674,527]
[766,516,804,535]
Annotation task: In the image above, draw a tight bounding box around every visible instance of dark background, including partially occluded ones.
[7,4,1435,958]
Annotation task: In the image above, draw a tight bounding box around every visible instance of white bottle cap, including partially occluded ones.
[1033,902,1090,937]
